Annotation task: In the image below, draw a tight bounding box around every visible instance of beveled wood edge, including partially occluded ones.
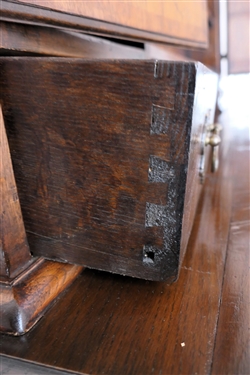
[1,0,208,49]
[0,258,83,336]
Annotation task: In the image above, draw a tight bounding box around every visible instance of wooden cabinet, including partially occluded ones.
[1,4,247,375]
[0,0,219,335]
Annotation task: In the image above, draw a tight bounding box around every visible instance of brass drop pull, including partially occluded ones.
[205,123,222,172]
[199,120,222,184]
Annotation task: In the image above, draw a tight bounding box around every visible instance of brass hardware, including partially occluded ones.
[205,123,222,172]
[199,118,222,184]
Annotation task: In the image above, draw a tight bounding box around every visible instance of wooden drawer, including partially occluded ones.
[0,58,218,282]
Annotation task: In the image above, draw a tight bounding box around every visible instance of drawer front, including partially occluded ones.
[0,58,217,281]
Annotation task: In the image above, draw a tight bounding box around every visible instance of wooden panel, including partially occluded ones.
[228,2,250,74]
[3,0,208,47]
[0,58,217,282]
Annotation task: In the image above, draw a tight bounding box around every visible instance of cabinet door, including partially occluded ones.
[6,0,208,47]
[0,58,217,281]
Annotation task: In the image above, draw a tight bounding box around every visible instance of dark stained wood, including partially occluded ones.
[0,58,218,281]
[1,0,208,48]
[212,123,250,373]
[0,105,31,280]
[0,19,217,70]
[0,106,232,372]
[0,19,219,67]
[0,258,82,335]
[0,21,145,59]
[0,105,83,335]
[0,18,213,67]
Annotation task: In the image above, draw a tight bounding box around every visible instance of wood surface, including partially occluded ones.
[0,58,217,281]
[146,0,221,73]
[0,74,248,375]
[186,0,221,73]
[0,105,83,335]
[0,105,31,280]
[1,0,208,48]
[211,123,250,374]
[0,258,82,335]
[0,21,144,59]
[0,17,220,74]
[0,103,232,372]
[0,20,195,63]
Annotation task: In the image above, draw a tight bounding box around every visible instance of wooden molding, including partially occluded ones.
[0,258,82,335]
